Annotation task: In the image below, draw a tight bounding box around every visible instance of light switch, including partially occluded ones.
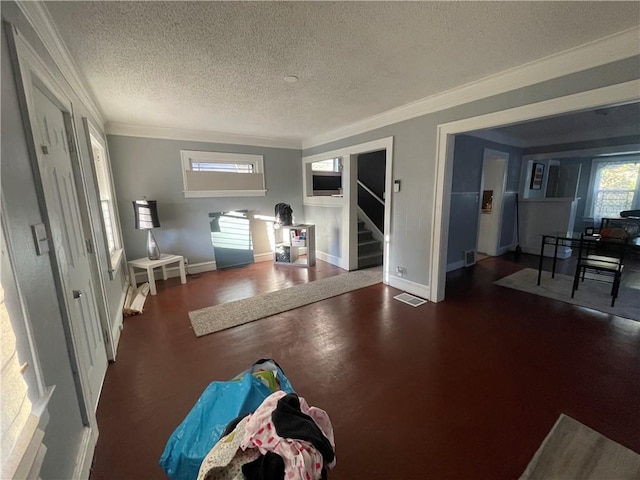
[393,180,401,193]
[31,223,49,255]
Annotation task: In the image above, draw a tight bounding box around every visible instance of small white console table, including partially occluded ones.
[128,254,186,295]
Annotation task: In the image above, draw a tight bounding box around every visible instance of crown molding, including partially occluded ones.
[302,26,640,150]
[16,1,105,126]
[105,122,302,150]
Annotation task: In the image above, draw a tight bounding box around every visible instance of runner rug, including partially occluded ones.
[189,269,382,337]
[494,268,640,322]
[519,414,640,479]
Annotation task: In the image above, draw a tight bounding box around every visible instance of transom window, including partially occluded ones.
[311,158,341,172]
[181,151,265,198]
[191,162,255,173]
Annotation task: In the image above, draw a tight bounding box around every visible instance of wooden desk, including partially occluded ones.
[128,254,186,295]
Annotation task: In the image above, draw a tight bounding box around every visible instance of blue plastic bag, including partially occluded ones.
[159,361,295,480]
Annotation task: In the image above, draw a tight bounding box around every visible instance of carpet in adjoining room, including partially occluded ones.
[494,268,640,322]
[520,414,640,479]
[189,268,383,337]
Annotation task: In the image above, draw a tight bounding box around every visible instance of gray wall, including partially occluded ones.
[304,205,343,258]
[303,56,640,288]
[107,135,303,264]
[447,135,523,266]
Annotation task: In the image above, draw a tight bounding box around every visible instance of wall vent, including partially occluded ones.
[464,249,476,267]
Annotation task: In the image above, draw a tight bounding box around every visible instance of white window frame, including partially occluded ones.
[311,157,341,172]
[302,155,345,206]
[180,150,266,198]
[584,155,640,222]
[84,120,124,277]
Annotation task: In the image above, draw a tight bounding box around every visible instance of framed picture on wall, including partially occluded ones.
[530,163,545,190]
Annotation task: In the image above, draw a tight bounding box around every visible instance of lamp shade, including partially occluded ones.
[133,200,160,229]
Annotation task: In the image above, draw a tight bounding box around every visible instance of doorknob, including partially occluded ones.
[73,290,83,299]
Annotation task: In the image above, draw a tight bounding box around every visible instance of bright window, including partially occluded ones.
[89,132,122,265]
[181,151,265,198]
[589,157,640,221]
[311,158,341,172]
[191,161,255,173]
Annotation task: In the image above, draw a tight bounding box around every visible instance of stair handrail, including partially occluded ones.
[357,180,384,206]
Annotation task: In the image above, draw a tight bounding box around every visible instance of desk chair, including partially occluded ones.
[572,234,626,307]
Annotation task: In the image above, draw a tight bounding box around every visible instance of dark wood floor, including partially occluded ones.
[90,255,640,480]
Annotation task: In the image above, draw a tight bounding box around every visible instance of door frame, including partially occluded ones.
[430,80,640,303]
[7,24,101,476]
[476,149,509,256]
[302,136,394,281]
[79,118,121,361]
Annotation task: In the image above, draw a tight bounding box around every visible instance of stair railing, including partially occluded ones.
[357,180,384,206]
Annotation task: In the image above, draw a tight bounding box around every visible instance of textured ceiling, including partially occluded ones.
[45,1,640,142]
[491,102,640,146]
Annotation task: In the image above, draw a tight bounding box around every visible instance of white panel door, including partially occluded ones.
[478,152,508,256]
[32,86,108,412]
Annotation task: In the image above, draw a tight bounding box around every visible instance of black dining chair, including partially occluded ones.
[571,234,626,307]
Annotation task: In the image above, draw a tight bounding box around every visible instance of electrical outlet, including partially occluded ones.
[396,266,406,277]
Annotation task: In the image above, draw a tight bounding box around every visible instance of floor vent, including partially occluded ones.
[393,292,427,307]
[464,249,476,267]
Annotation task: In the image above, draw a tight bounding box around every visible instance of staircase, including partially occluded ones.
[358,220,383,269]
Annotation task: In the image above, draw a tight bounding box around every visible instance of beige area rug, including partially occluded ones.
[189,269,383,337]
[494,268,640,322]
[520,414,640,479]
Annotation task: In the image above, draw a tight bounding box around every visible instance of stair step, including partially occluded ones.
[357,220,365,229]
[358,251,383,269]
[358,229,373,241]
[358,239,382,255]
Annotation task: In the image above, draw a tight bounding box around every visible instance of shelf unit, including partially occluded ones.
[274,224,316,267]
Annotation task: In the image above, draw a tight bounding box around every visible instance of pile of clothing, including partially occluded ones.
[160,360,335,480]
[197,391,335,480]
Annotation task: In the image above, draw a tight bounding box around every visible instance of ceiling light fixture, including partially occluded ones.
[283,75,299,83]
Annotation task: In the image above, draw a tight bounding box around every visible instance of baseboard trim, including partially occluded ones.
[254,252,274,263]
[316,251,343,268]
[71,427,95,480]
[186,260,217,274]
[497,244,514,256]
[447,260,465,272]
[109,286,127,361]
[388,276,430,300]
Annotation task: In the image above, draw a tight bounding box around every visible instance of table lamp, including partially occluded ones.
[133,199,161,260]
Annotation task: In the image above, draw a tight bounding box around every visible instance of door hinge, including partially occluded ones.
[85,238,94,254]
[104,329,111,344]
